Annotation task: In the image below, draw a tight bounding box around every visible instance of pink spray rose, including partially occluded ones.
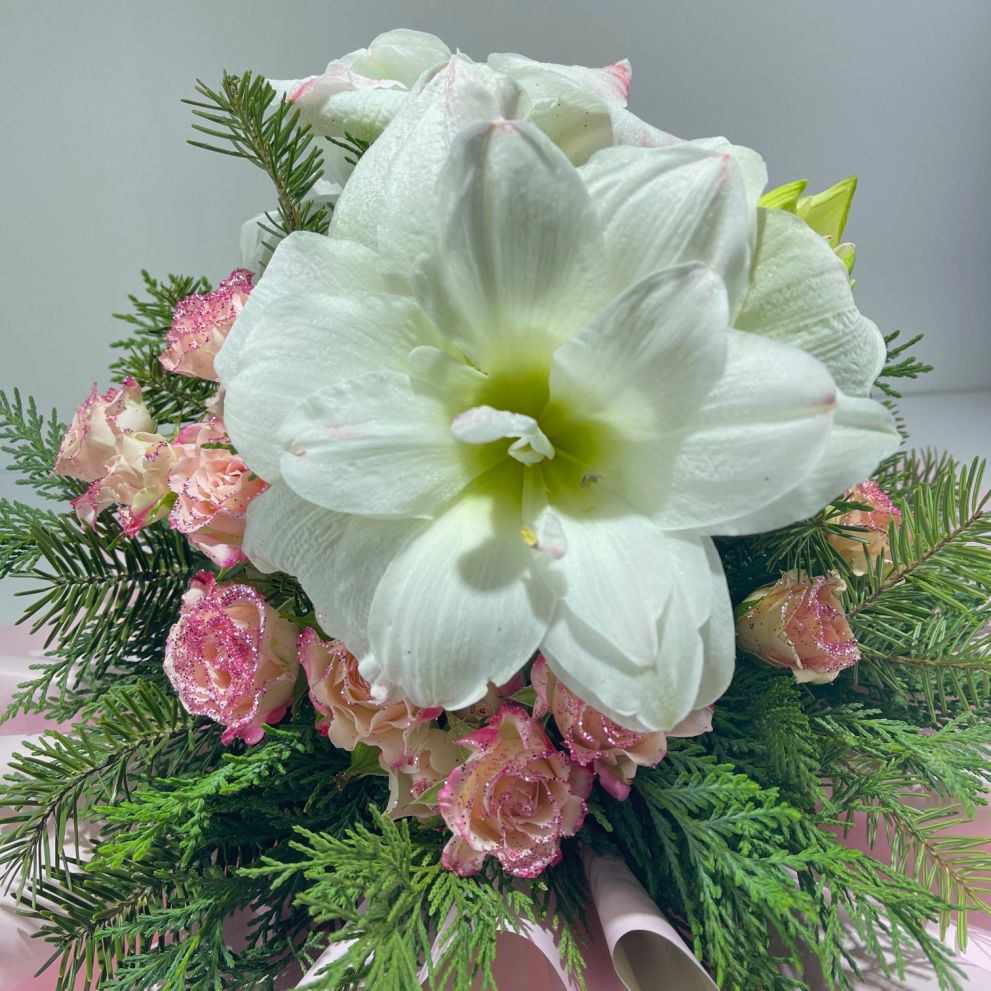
[164,572,299,745]
[54,377,154,483]
[167,418,267,568]
[298,629,441,768]
[160,269,253,382]
[736,571,860,684]
[71,432,178,534]
[827,480,902,575]
[531,656,712,801]
[439,705,593,879]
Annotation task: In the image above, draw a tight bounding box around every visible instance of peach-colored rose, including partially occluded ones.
[71,431,178,534]
[54,377,154,483]
[386,723,461,821]
[531,657,711,801]
[452,672,526,726]
[827,480,902,575]
[167,418,267,568]
[298,629,441,767]
[160,269,253,382]
[736,571,860,684]
[439,705,593,878]
[164,572,299,745]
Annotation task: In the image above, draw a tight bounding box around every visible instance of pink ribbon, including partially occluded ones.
[1,624,990,991]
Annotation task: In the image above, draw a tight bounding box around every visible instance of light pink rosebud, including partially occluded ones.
[167,418,267,568]
[71,431,178,534]
[439,705,593,879]
[54,377,154,483]
[164,572,299,745]
[827,481,902,575]
[452,672,526,726]
[298,629,441,767]
[736,572,860,684]
[531,657,710,801]
[160,269,253,382]
[386,723,461,821]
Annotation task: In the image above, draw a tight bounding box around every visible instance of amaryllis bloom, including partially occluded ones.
[167,418,267,568]
[438,705,592,877]
[54,377,154,483]
[71,432,178,534]
[827,480,902,575]
[218,58,898,731]
[160,269,253,382]
[164,572,299,744]
[298,629,440,767]
[386,723,461,821]
[736,572,860,684]
[531,656,710,800]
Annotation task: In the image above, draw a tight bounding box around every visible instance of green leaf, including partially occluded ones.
[795,176,858,244]
[758,178,808,212]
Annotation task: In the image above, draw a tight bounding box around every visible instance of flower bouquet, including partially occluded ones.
[2,27,991,991]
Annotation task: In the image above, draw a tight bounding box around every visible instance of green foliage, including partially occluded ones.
[184,70,331,264]
[248,812,586,991]
[108,270,216,425]
[876,331,934,398]
[0,389,82,501]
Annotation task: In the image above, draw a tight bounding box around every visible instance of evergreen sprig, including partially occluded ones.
[876,332,934,398]
[184,71,330,247]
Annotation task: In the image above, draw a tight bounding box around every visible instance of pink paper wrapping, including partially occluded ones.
[2,623,991,991]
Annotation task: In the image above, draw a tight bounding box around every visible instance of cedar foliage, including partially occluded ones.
[1,68,990,991]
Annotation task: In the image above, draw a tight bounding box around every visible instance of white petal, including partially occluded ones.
[367,481,555,709]
[580,143,755,308]
[624,331,838,532]
[607,106,681,149]
[548,264,729,440]
[220,292,433,482]
[414,120,607,373]
[539,532,714,731]
[451,406,554,464]
[331,57,525,275]
[735,208,887,397]
[709,391,899,536]
[488,53,632,107]
[692,538,736,707]
[349,29,452,88]
[243,482,417,659]
[278,372,498,518]
[217,232,389,382]
[690,136,768,224]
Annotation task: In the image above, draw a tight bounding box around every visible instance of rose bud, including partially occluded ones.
[160,269,253,382]
[71,432,178,534]
[298,629,441,768]
[439,705,593,879]
[827,480,902,575]
[164,572,299,744]
[531,656,711,801]
[167,418,267,568]
[736,571,860,684]
[54,377,154,483]
[386,723,461,821]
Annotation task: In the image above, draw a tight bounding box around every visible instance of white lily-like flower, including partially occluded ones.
[217,59,898,731]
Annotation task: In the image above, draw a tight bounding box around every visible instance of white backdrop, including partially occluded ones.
[1,0,989,618]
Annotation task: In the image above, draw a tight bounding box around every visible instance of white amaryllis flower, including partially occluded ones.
[217,59,898,731]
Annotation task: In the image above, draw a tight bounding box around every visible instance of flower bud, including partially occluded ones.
[827,481,901,575]
[736,572,859,684]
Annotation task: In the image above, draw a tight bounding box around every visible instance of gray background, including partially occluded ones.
[1,1,990,621]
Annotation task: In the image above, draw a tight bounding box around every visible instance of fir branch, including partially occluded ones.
[0,498,63,578]
[0,390,82,501]
[876,332,934,398]
[108,271,216,425]
[184,71,330,239]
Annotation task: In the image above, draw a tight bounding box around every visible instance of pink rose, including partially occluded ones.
[71,431,178,534]
[452,672,526,726]
[160,269,253,382]
[298,629,441,767]
[827,480,902,575]
[439,705,593,878]
[531,657,711,801]
[736,571,860,684]
[54,377,154,483]
[386,723,461,821]
[167,418,267,568]
[164,572,299,744]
